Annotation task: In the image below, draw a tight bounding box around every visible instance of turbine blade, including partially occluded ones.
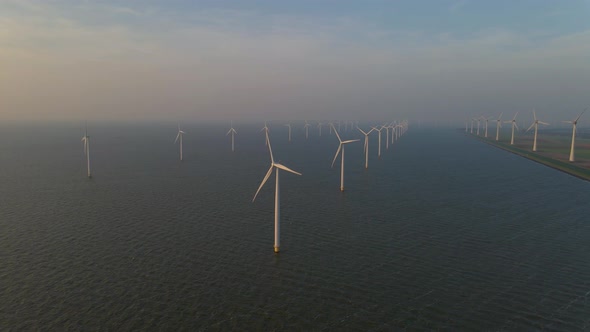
[226,128,232,135]
[539,121,549,125]
[526,123,535,133]
[513,111,519,120]
[331,144,342,168]
[358,127,367,135]
[331,123,342,142]
[266,132,274,163]
[514,122,519,130]
[342,139,360,144]
[174,133,180,143]
[575,108,588,122]
[274,163,302,175]
[252,166,274,202]
[498,112,503,120]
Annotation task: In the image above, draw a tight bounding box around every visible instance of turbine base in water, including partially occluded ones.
[274,246,280,253]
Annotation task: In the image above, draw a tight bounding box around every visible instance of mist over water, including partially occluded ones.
[1,124,589,330]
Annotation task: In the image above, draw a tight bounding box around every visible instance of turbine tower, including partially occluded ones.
[252,132,301,253]
[81,124,91,178]
[563,108,587,162]
[358,127,375,169]
[525,110,549,152]
[482,116,491,138]
[331,124,359,191]
[504,112,519,145]
[495,112,503,141]
[285,124,292,142]
[226,121,237,152]
[317,122,323,136]
[174,124,186,161]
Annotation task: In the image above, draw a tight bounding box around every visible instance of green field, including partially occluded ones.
[467,130,590,181]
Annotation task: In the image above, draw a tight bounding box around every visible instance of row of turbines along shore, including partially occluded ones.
[80,120,409,253]
[465,108,587,162]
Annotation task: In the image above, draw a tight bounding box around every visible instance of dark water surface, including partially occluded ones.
[1,123,589,330]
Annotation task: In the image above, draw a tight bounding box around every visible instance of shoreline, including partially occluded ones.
[466,133,590,182]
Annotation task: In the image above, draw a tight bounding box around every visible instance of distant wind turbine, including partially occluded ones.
[525,110,549,152]
[495,113,503,141]
[252,132,301,253]
[226,121,237,152]
[317,122,323,136]
[563,108,587,162]
[504,112,519,145]
[482,116,491,138]
[476,118,481,136]
[261,121,270,146]
[331,124,359,191]
[371,126,384,158]
[304,121,310,139]
[174,124,186,161]
[81,124,91,178]
[358,127,375,169]
[285,123,292,142]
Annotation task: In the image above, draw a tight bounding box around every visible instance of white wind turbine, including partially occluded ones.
[482,116,491,138]
[495,112,503,141]
[304,121,310,139]
[526,110,549,152]
[331,124,359,191]
[470,118,474,133]
[563,108,587,162]
[81,124,91,178]
[261,121,270,146]
[318,122,323,136]
[358,127,375,169]
[226,121,237,152]
[252,131,301,253]
[371,125,384,158]
[476,117,481,136]
[504,112,519,145]
[384,124,390,150]
[174,124,186,161]
[328,122,333,135]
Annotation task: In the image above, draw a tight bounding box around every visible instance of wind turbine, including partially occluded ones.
[252,132,301,253]
[318,122,323,136]
[303,121,310,139]
[470,119,474,134]
[563,108,587,162]
[371,126,384,158]
[482,116,491,138]
[261,121,270,146]
[226,121,237,152]
[331,124,359,191]
[495,113,503,141]
[476,118,481,136]
[284,123,292,142]
[81,124,91,178]
[504,112,519,145]
[174,124,186,161]
[384,124,390,150]
[525,110,549,152]
[358,127,375,169]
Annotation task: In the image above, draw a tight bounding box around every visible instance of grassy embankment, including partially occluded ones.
[469,133,590,181]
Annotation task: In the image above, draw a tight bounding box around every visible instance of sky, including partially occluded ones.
[1,0,589,125]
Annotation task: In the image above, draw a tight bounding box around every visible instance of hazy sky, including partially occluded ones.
[1,0,589,124]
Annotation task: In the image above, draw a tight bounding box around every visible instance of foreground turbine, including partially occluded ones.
[563,108,587,162]
[525,110,549,152]
[81,125,91,178]
[174,124,186,161]
[331,124,359,191]
[252,132,302,253]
